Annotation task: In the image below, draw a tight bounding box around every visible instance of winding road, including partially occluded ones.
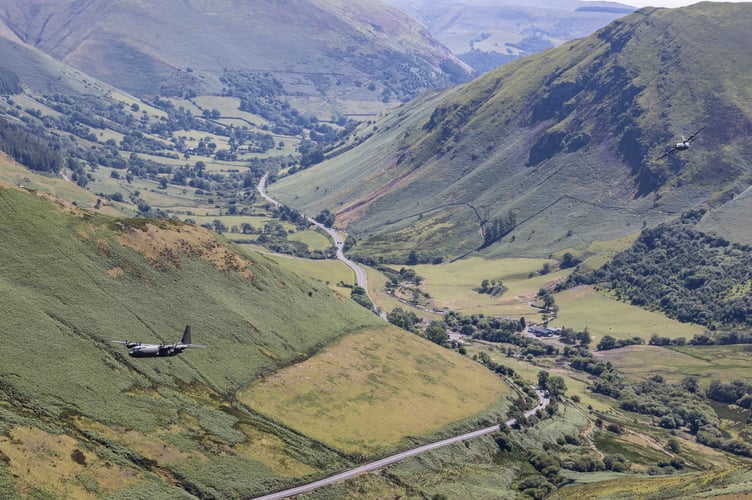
[252,389,550,500]
[254,176,550,499]
[258,174,369,292]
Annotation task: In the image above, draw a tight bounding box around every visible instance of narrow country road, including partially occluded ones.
[255,175,551,498]
[258,174,369,291]
[251,389,550,500]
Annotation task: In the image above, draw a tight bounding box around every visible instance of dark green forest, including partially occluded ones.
[564,209,752,331]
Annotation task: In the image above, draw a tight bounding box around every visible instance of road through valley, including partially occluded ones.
[255,176,550,499]
[252,390,549,500]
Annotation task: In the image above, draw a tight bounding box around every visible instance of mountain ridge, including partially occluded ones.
[0,0,472,115]
[270,3,752,262]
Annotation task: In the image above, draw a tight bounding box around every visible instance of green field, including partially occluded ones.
[551,286,706,344]
[410,257,566,317]
[599,344,752,388]
[287,228,332,251]
[261,253,356,297]
[239,325,509,456]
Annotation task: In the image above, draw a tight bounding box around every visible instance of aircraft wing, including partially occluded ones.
[687,125,707,142]
[656,147,677,160]
[112,340,142,348]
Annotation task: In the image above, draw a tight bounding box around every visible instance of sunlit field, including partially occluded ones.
[239,325,509,456]
[599,344,752,387]
[412,257,566,317]
[551,286,705,344]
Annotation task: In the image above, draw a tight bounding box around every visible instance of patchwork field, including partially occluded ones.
[238,325,509,456]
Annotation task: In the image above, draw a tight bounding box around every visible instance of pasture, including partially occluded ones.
[238,325,509,456]
[551,286,705,344]
[287,228,332,252]
[411,257,566,317]
[261,253,355,296]
[599,344,752,387]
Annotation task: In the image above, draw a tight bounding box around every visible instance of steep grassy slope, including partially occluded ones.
[0,179,508,497]
[0,0,471,111]
[270,3,752,262]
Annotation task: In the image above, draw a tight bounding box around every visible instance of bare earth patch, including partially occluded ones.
[115,221,254,279]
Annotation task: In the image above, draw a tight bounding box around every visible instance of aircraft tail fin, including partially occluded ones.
[181,325,191,345]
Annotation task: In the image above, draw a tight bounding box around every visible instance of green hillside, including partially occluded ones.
[0,181,508,498]
[0,0,471,115]
[269,3,752,263]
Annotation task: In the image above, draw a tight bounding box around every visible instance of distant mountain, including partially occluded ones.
[0,0,472,116]
[269,3,752,263]
[382,0,635,73]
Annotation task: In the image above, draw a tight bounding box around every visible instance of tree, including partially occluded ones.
[406,249,419,265]
[314,209,335,228]
[547,376,567,398]
[537,370,550,389]
[597,335,617,351]
[575,328,592,346]
[425,321,448,346]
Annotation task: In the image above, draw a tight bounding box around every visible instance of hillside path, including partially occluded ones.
[251,389,549,500]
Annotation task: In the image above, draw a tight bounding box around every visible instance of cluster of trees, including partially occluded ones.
[314,209,335,228]
[706,379,752,409]
[537,370,566,397]
[565,209,752,329]
[0,118,63,173]
[481,211,517,247]
[350,286,374,311]
[220,70,308,136]
[385,308,448,345]
[556,327,591,346]
[477,279,506,297]
[596,335,644,351]
[562,343,752,458]
[386,307,421,332]
[444,311,523,338]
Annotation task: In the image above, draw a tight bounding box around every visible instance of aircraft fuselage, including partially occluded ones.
[129,344,185,357]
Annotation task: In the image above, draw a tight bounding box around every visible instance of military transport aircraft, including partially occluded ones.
[656,125,706,160]
[112,325,206,357]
